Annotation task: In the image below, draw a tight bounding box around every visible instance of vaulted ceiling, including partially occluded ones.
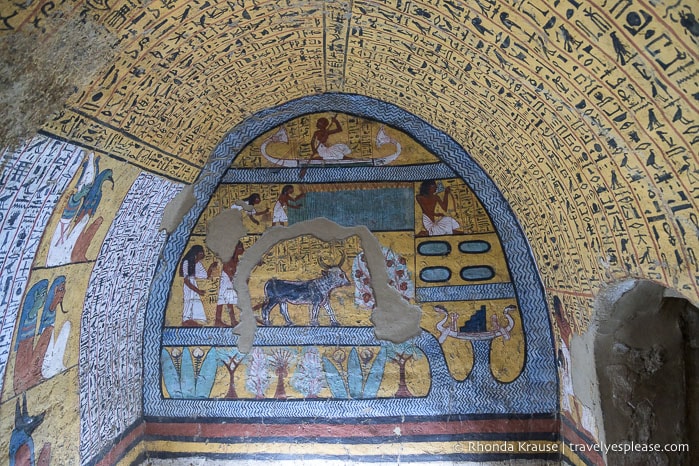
[1,0,698,463]
[0,0,697,347]
[11,0,697,328]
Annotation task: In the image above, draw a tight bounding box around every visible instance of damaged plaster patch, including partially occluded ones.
[560,279,639,448]
[0,16,116,149]
[160,185,196,234]
[593,280,693,464]
[231,218,422,353]
[206,208,247,263]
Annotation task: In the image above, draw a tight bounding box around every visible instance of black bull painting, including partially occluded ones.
[260,254,350,326]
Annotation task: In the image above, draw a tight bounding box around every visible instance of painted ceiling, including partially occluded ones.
[1,0,695,326]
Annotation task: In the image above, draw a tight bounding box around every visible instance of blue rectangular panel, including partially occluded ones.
[288,187,414,231]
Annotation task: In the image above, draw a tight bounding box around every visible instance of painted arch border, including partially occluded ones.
[143,93,558,417]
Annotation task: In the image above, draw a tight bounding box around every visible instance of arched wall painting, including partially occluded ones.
[144,95,557,460]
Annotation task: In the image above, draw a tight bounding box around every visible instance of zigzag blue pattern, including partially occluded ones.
[162,326,384,347]
[416,283,516,302]
[143,93,557,419]
[222,163,456,184]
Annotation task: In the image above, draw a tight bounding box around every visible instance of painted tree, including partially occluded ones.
[245,347,270,399]
[385,341,423,398]
[269,348,295,399]
[291,347,326,398]
[216,347,246,399]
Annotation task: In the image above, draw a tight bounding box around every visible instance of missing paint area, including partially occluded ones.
[228,218,422,353]
[0,16,116,149]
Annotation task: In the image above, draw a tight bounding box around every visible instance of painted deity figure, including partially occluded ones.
[416,180,463,236]
[46,152,114,266]
[180,245,218,327]
[13,276,71,394]
[272,185,305,226]
[311,115,352,161]
[9,394,50,466]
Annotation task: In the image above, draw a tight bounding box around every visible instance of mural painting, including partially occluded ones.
[0,137,85,397]
[78,173,181,462]
[157,114,541,422]
[0,0,695,460]
[35,153,131,269]
[234,113,424,170]
[12,276,70,395]
[0,267,86,466]
[44,152,114,267]
[0,139,151,464]
[0,138,92,466]
[161,343,430,401]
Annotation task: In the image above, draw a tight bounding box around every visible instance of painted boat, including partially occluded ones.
[260,126,402,167]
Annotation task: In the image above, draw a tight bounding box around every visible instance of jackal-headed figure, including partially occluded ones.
[9,393,48,466]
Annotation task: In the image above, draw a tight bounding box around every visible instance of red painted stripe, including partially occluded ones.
[94,419,560,465]
[95,422,146,466]
[560,420,604,466]
[145,418,559,439]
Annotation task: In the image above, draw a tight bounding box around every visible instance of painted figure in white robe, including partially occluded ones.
[311,115,351,161]
[180,245,218,327]
[215,241,245,327]
[416,180,463,236]
[46,152,113,266]
[272,185,305,226]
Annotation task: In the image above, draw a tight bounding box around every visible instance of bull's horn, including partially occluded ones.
[318,251,346,270]
[318,255,330,270]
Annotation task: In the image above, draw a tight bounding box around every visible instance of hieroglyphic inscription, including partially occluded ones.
[0,136,83,396]
[66,0,326,166]
[325,0,351,91]
[42,109,200,183]
[341,0,699,330]
[78,172,181,463]
[2,0,697,326]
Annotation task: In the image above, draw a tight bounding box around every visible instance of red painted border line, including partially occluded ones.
[560,420,604,466]
[545,288,595,299]
[95,422,146,466]
[145,418,559,439]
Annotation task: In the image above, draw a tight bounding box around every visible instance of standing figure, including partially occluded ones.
[180,245,218,327]
[272,185,305,226]
[416,180,463,236]
[231,193,269,225]
[311,115,352,161]
[215,241,245,327]
[13,276,71,394]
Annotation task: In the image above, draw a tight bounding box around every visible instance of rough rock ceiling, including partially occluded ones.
[2,0,698,331]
